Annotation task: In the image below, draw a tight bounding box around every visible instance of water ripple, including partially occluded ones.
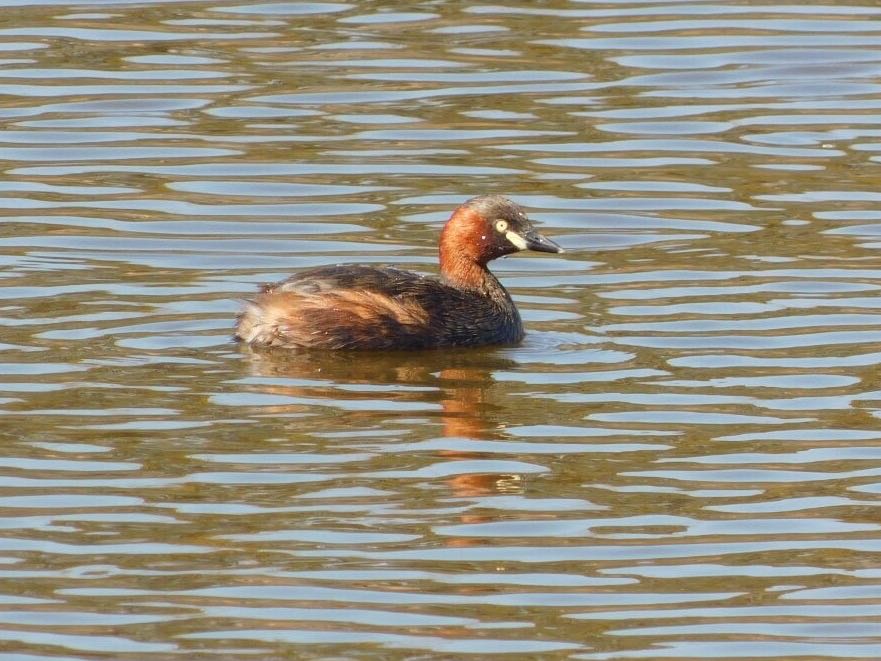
[2,0,881,658]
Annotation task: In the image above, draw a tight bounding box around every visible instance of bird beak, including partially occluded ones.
[522,228,564,254]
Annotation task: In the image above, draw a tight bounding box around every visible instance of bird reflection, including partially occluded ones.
[240,347,523,498]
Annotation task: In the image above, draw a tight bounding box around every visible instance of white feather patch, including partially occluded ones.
[505,231,528,251]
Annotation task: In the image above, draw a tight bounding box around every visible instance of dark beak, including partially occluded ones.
[524,229,564,254]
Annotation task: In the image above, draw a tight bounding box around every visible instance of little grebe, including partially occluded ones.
[234,195,563,350]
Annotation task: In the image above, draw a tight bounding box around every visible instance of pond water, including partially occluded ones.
[2,0,881,658]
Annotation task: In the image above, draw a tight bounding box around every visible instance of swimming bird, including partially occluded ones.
[235,195,563,350]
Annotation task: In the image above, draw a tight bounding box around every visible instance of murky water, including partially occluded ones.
[2,0,881,658]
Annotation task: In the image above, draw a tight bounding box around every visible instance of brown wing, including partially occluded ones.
[236,266,439,350]
[264,265,429,297]
[236,265,523,350]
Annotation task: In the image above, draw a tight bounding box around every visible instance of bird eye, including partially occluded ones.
[495,220,508,232]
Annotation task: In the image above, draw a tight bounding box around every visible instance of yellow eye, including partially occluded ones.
[495,220,508,232]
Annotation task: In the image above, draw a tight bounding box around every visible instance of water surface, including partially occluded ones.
[2,0,881,658]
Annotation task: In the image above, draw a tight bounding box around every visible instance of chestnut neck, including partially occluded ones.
[438,207,509,302]
[440,249,493,290]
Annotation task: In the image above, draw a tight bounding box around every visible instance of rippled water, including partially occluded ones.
[3,0,881,658]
